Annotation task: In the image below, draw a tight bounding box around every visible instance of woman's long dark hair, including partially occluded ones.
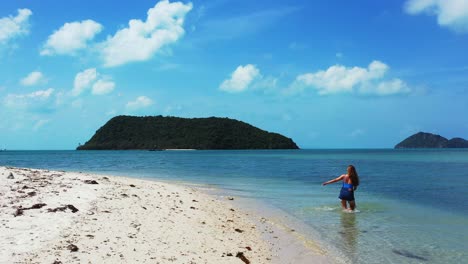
[347,165,359,187]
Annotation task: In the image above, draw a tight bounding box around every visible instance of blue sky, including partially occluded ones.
[1,0,468,149]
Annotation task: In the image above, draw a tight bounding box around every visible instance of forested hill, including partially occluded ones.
[395,132,468,148]
[77,116,299,150]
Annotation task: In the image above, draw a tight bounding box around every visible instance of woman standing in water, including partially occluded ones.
[323,165,360,211]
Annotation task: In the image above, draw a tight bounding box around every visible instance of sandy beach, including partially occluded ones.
[0,166,331,264]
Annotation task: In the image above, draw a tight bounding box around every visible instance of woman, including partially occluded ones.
[323,165,360,211]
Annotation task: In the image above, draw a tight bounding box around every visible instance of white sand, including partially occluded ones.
[0,166,333,264]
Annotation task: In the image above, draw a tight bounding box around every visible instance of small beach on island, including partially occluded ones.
[0,166,332,264]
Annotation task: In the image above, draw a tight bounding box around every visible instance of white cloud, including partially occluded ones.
[360,79,410,95]
[92,79,115,95]
[220,64,261,93]
[291,61,410,96]
[0,8,32,44]
[41,20,103,56]
[72,68,116,96]
[404,0,468,33]
[4,88,54,109]
[100,0,193,67]
[72,68,98,96]
[20,71,46,86]
[126,96,153,110]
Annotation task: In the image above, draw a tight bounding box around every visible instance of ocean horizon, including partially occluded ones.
[1,149,467,263]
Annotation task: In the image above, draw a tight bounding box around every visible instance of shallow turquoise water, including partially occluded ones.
[1,149,467,263]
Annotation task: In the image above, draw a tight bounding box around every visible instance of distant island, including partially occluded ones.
[77,115,299,150]
[395,132,468,148]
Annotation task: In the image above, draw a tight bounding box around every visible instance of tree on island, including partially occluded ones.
[77,115,299,150]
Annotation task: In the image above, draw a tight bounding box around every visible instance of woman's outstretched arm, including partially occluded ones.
[322,175,344,186]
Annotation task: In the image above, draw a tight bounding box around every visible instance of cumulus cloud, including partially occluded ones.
[219,64,261,93]
[291,61,410,96]
[71,68,115,96]
[126,96,153,110]
[72,68,98,96]
[100,0,192,67]
[361,79,410,95]
[41,20,103,56]
[92,79,115,95]
[404,0,468,33]
[0,8,32,44]
[4,88,54,109]
[20,71,46,86]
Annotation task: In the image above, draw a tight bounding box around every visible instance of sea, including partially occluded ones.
[1,149,467,263]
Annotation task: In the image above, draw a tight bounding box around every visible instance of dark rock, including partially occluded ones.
[52,260,63,264]
[236,252,250,264]
[84,180,99,184]
[67,244,79,252]
[48,206,67,213]
[246,246,252,251]
[47,204,78,213]
[7,172,14,179]
[30,203,47,209]
[234,228,244,233]
[13,208,24,217]
[226,253,233,257]
[67,204,79,213]
[27,191,37,197]
[392,249,428,261]
[15,203,48,217]
[130,184,136,187]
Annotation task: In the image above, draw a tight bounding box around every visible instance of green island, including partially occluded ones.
[395,132,468,148]
[77,115,299,150]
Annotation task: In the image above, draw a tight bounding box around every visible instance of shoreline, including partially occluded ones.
[0,166,333,263]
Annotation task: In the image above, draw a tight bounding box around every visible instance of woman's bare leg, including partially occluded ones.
[341,200,348,210]
[349,201,356,211]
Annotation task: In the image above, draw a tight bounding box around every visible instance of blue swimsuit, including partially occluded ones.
[339,182,355,201]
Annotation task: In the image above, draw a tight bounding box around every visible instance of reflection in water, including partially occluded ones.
[340,212,359,263]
